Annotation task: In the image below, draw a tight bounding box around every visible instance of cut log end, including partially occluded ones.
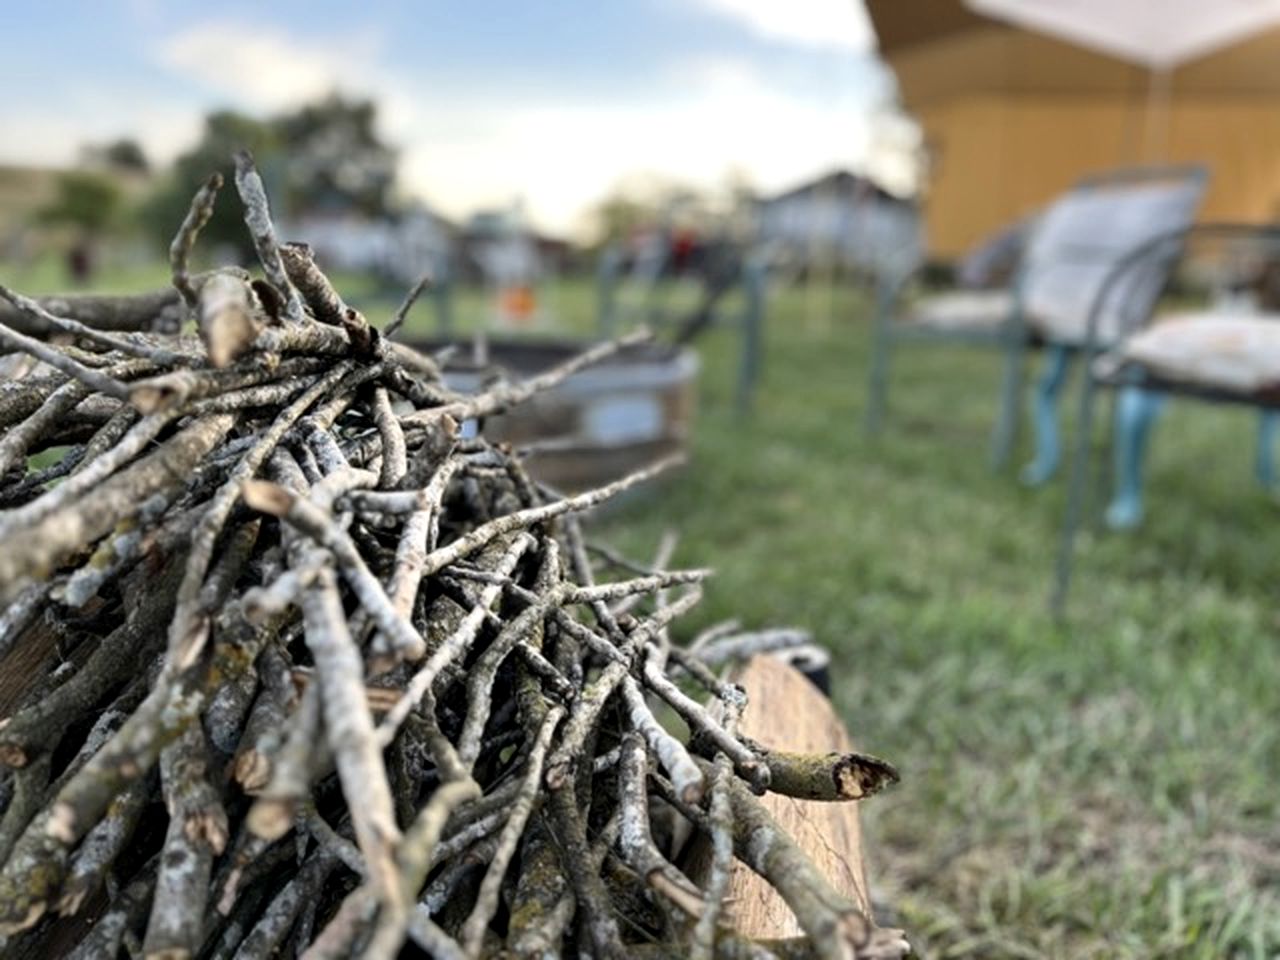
[241,480,293,517]
[719,655,878,938]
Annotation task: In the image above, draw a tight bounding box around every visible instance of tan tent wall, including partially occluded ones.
[866,1,1280,260]
[920,94,1280,258]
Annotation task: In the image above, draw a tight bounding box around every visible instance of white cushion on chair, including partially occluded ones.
[1111,313,1280,393]
[905,289,1013,332]
[1022,178,1204,345]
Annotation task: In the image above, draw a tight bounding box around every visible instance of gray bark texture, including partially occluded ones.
[0,152,906,960]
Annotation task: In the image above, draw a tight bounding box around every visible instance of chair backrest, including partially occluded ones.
[956,214,1037,290]
[1020,166,1209,345]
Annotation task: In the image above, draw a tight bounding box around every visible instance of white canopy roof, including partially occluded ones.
[967,0,1280,68]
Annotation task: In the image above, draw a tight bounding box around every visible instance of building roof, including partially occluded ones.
[760,170,913,207]
[866,0,1280,103]
[867,0,991,55]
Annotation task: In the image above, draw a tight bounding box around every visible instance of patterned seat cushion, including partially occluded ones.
[1108,313,1280,394]
[905,289,1014,333]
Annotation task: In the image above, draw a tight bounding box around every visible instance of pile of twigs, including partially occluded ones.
[0,153,906,959]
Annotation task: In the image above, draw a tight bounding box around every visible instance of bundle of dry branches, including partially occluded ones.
[0,153,907,960]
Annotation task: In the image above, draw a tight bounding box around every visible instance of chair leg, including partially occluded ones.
[865,303,894,436]
[1256,411,1279,492]
[990,331,1028,471]
[1051,371,1102,619]
[1020,344,1072,486]
[1104,387,1165,530]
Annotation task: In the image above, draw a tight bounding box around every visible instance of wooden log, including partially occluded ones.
[723,654,875,938]
[0,621,60,717]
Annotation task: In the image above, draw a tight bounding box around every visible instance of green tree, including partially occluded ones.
[274,95,396,216]
[583,175,712,248]
[141,109,277,260]
[141,96,397,260]
[83,138,150,174]
[38,170,122,235]
[587,190,651,246]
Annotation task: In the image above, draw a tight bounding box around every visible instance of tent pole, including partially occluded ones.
[1143,65,1173,162]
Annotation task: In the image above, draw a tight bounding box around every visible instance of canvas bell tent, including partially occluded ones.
[866,0,1280,260]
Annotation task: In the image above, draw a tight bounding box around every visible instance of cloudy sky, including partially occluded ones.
[2,0,913,234]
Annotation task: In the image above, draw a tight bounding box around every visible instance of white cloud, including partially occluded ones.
[133,21,904,235]
[157,22,381,111]
[0,94,201,169]
[692,0,875,51]
[395,56,893,234]
[0,11,913,242]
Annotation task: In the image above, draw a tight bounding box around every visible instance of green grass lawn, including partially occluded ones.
[7,256,1277,957]
[591,284,1280,958]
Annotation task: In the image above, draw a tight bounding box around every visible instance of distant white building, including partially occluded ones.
[281,202,453,284]
[462,207,542,287]
[756,170,921,274]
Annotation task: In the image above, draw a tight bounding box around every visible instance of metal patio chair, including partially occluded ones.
[595,241,769,416]
[1052,224,1280,615]
[866,166,1208,475]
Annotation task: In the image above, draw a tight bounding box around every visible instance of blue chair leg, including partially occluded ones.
[1105,387,1165,530]
[1256,411,1279,493]
[1020,344,1071,486]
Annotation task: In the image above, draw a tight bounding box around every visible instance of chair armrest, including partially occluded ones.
[1081,223,1280,354]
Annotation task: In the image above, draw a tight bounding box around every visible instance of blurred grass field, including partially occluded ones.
[593,284,1280,959]
[6,258,1280,957]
